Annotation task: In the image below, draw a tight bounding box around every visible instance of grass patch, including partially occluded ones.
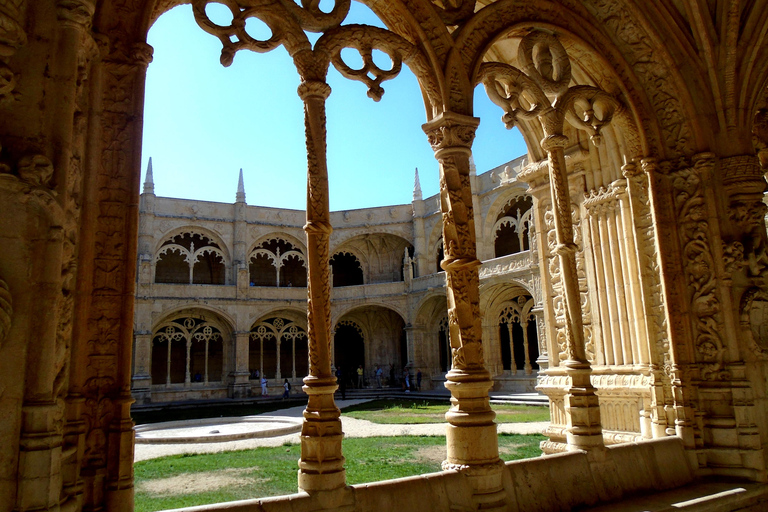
[340,399,549,424]
[135,434,544,512]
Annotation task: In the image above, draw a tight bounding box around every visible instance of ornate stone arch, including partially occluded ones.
[150,309,231,386]
[330,250,366,286]
[249,315,309,380]
[454,3,696,159]
[248,236,307,287]
[153,228,229,284]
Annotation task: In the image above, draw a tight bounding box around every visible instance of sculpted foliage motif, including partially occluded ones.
[672,164,727,380]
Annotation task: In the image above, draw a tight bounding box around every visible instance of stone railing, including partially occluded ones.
[172,437,697,512]
[479,251,536,279]
[331,281,407,299]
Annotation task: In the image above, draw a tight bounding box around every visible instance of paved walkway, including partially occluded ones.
[134,399,548,462]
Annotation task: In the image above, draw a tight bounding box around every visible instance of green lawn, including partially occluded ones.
[134,434,545,512]
[340,399,550,424]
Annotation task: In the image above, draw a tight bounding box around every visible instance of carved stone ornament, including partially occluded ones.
[740,288,768,358]
[0,278,11,346]
[18,154,54,187]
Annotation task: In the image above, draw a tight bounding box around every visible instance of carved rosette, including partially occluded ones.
[671,156,728,379]
[0,278,11,345]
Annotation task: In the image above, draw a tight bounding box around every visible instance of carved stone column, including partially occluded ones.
[297,79,345,493]
[132,331,152,403]
[540,134,603,451]
[531,307,549,370]
[423,112,505,509]
[230,331,250,398]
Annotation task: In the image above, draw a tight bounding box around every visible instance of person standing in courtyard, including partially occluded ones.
[282,378,291,399]
[375,365,383,389]
[260,375,268,397]
[403,367,410,392]
[336,366,346,400]
[356,365,364,389]
[416,369,422,391]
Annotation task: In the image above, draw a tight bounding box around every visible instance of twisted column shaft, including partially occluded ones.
[541,134,604,450]
[297,80,345,492]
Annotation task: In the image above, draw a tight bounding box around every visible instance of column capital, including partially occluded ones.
[298,80,331,101]
[56,0,96,28]
[422,112,480,153]
[540,134,569,152]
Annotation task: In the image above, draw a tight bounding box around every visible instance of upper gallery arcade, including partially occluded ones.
[1,1,768,512]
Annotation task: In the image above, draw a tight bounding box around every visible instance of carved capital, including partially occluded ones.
[540,134,569,152]
[621,161,640,178]
[0,278,11,346]
[721,155,765,194]
[422,112,479,154]
[18,154,54,188]
[131,42,154,67]
[297,80,331,102]
[56,0,95,28]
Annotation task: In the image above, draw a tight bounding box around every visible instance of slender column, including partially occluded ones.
[166,341,172,386]
[531,307,549,370]
[521,319,532,375]
[185,338,191,385]
[230,331,250,398]
[292,337,297,379]
[259,338,263,378]
[540,134,603,450]
[506,323,517,374]
[204,341,209,384]
[423,112,504,509]
[276,338,282,381]
[297,80,345,492]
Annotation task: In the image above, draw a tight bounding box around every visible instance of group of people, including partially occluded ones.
[250,369,292,399]
[334,364,422,399]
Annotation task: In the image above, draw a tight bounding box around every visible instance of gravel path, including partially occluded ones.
[134,399,548,462]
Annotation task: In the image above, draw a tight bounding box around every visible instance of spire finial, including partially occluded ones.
[469,155,477,176]
[413,167,422,201]
[143,157,154,194]
[236,168,246,203]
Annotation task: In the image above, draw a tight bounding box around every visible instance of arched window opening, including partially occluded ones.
[155,232,226,284]
[281,253,307,287]
[249,253,276,286]
[438,316,450,373]
[154,248,188,284]
[334,321,365,388]
[151,316,225,386]
[330,252,363,287]
[249,238,306,287]
[494,196,534,258]
[498,295,539,374]
[250,318,308,382]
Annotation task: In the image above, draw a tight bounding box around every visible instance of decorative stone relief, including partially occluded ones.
[0,278,11,345]
[740,288,768,358]
[671,159,728,380]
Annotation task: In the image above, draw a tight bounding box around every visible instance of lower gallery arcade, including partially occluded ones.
[2,1,768,512]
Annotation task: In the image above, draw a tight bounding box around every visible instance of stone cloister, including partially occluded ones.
[2,1,768,512]
[132,155,542,404]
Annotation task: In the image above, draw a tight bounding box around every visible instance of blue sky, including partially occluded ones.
[141,3,528,211]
